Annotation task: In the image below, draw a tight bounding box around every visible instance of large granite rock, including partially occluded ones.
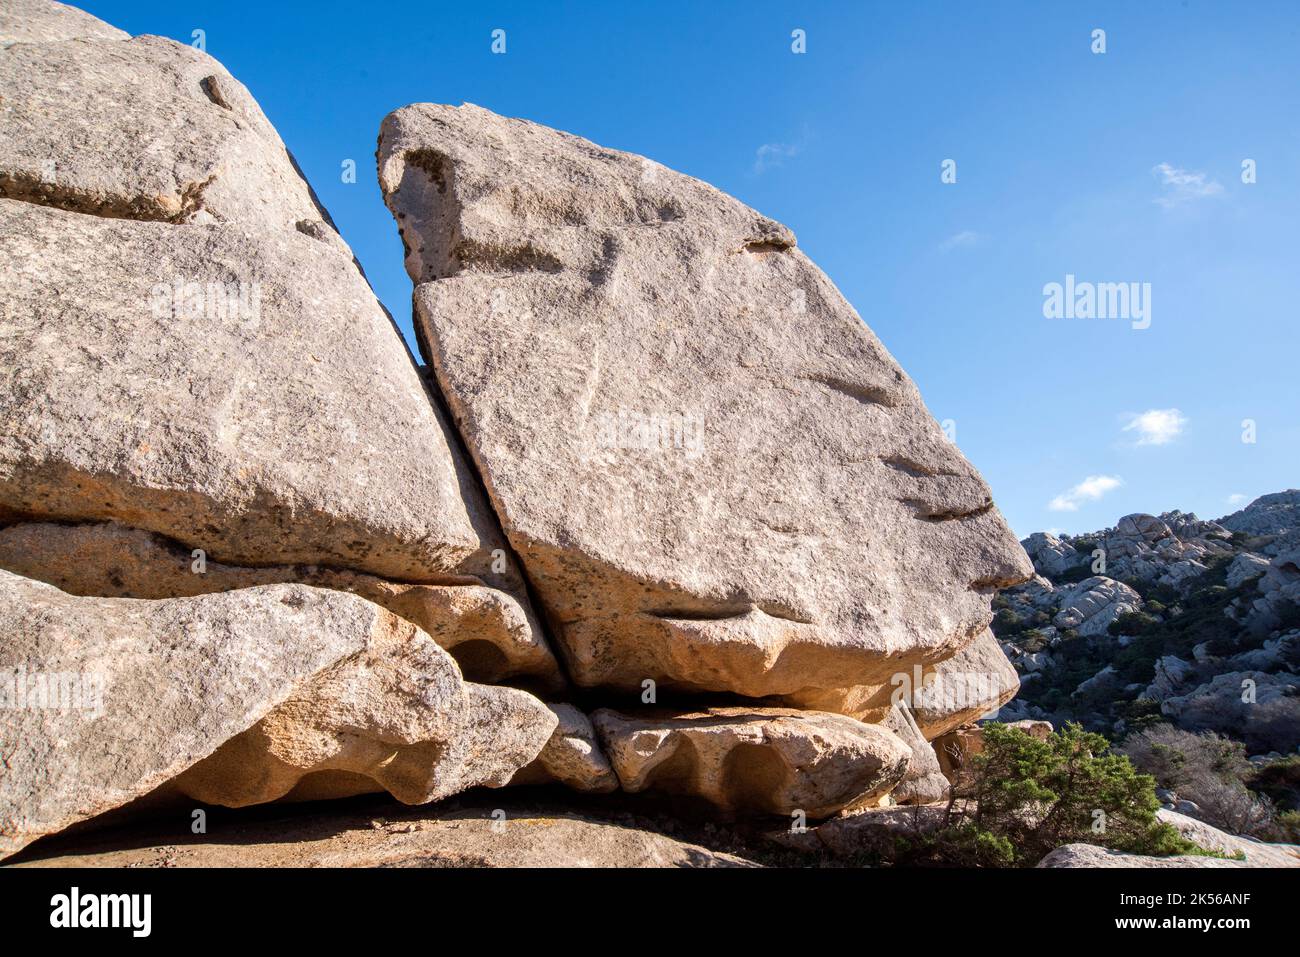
[1052,576,1143,636]
[0,22,533,608]
[509,703,619,793]
[0,570,389,859]
[0,32,341,239]
[377,102,1031,714]
[591,707,910,818]
[0,521,561,688]
[881,701,950,804]
[911,628,1020,738]
[1037,809,1300,868]
[172,621,556,808]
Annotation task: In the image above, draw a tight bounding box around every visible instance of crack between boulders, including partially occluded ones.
[408,343,578,693]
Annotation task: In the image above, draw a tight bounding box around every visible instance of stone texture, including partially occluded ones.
[172,623,556,808]
[8,803,757,868]
[881,701,949,804]
[1156,808,1300,867]
[377,102,1031,714]
[0,33,341,242]
[591,706,910,818]
[1021,532,1081,577]
[772,804,950,860]
[1038,808,1300,868]
[0,29,537,615]
[0,569,391,859]
[911,628,1020,739]
[0,198,525,594]
[1036,844,1251,868]
[510,703,619,793]
[0,521,562,688]
[1052,576,1143,637]
[0,0,127,45]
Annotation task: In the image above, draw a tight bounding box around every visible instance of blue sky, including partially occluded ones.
[84,0,1300,538]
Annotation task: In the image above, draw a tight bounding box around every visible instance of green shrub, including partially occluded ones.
[892,723,1202,866]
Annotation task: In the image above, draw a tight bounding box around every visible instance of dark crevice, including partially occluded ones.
[803,374,898,408]
[412,366,577,692]
[882,456,961,479]
[899,498,995,523]
[199,74,232,110]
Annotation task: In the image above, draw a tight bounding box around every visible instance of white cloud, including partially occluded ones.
[1152,162,1223,207]
[938,230,984,252]
[1122,408,1187,446]
[753,142,799,174]
[1048,474,1124,512]
[1227,493,1248,507]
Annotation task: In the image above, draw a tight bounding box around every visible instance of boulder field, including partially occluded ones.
[0,0,1033,861]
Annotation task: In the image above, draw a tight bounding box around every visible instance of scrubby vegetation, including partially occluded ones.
[1121,725,1300,842]
[887,723,1207,866]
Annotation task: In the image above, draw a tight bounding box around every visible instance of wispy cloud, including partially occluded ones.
[1152,162,1223,207]
[1049,474,1123,512]
[1226,493,1248,507]
[753,142,799,174]
[1122,408,1187,446]
[938,230,984,252]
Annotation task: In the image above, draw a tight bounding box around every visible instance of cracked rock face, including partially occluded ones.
[0,570,387,858]
[378,103,1031,713]
[0,521,562,689]
[0,198,520,591]
[0,25,531,604]
[591,707,911,818]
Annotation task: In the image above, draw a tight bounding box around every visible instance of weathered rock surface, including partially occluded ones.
[1052,576,1143,637]
[1220,490,1300,548]
[0,0,127,45]
[882,702,950,804]
[172,621,556,808]
[510,703,619,793]
[0,32,341,240]
[911,628,1020,739]
[0,521,561,688]
[0,195,520,591]
[1037,844,1250,868]
[591,707,910,818]
[377,102,1031,714]
[0,570,390,859]
[771,804,951,860]
[8,802,757,868]
[0,24,534,610]
[1037,809,1300,868]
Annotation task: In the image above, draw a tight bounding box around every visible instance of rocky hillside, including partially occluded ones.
[996,491,1300,756]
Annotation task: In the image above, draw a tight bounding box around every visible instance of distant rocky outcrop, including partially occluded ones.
[995,493,1300,760]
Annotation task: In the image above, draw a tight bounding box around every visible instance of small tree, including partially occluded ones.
[894,723,1201,866]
